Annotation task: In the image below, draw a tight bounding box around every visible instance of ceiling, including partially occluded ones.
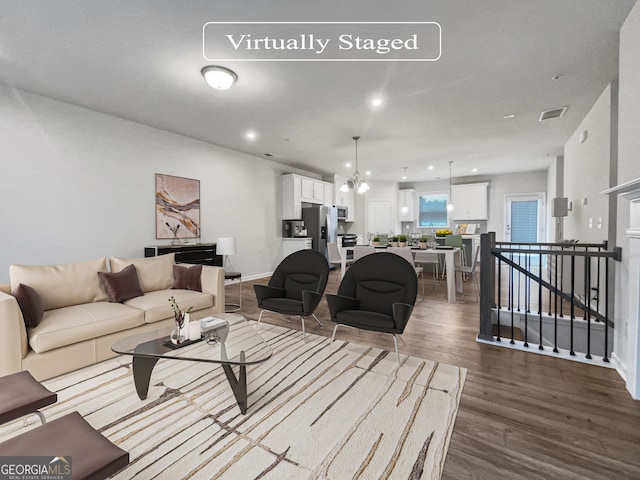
[0,0,635,183]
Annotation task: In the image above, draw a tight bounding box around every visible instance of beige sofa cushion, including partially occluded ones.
[123,289,214,324]
[29,301,144,354]
[109,254,175,293]
[10,258,108,311]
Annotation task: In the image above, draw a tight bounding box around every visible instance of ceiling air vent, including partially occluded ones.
[539,106,568,122]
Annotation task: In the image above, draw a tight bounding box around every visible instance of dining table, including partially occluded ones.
[339,245,463,304]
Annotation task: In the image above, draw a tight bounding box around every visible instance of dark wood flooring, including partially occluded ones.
[230,270,640,479]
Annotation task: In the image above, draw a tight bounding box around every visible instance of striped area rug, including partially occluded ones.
[1,322,466,479]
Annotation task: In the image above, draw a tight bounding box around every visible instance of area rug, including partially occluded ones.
[0,323,466,480]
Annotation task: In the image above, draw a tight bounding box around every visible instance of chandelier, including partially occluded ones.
[340,136,370,194]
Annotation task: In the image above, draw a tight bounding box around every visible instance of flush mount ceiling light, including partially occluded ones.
[201,66,237,90]
[340,136,370,194]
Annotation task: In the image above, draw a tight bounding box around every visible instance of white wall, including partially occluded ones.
[613,1,640,394]
[563,85,613,243]
[0,86,316,283]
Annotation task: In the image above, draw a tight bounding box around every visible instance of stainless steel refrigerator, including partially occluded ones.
[302,206,337,264]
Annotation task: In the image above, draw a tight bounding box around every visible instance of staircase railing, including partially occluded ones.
[479,232,621,363]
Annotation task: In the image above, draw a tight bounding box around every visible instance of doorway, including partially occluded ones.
[505,193,545,243]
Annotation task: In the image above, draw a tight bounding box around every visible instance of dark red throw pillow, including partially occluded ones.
[173,264,203,292]
[98,264,144,302]
[12,283,44,328]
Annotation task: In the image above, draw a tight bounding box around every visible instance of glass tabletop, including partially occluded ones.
[111,313,272,366]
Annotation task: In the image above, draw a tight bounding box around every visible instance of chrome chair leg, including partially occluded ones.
[35,411,47,424]
[300,316,307,342]
[312,313,324,328]
[257,310,266,329]
[391,334,401,365]
[331,324,340,343]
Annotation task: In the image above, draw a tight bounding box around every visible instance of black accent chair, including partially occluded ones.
[254,249,329,341]
[326,252,417,363]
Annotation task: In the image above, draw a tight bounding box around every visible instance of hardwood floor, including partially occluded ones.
[233,271,640,479]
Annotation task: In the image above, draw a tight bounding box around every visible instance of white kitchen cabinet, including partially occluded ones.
[282,174,302,219]
[282,238,313,261]
[283,174,334,219]
[398,188,416,222]
[323,183,333,207]
[333,174,355,222]
[301,177,315,202]
[451,183,488,220]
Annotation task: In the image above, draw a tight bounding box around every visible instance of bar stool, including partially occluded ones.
[224,271,242,312]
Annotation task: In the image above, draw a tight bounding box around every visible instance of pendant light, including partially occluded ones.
[401,167,408,213]
[340,136,370,194]
[447,161,454,212]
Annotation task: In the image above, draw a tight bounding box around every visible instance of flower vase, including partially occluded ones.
[179,313,190,340]
[171,312,186,344]
[171,234,180,246]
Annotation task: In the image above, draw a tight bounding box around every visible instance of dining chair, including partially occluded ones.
[352,245,375,261]
[413,250,441,289]
[327,242,353,280]
[455,245,480,301]
[387,247,424,304]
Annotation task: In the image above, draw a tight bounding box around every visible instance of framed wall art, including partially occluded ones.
[155,173,200,241]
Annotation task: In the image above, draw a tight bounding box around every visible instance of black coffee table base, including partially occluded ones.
[132,354,250,414]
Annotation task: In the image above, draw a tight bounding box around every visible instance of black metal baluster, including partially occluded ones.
[526,253,531,313]
[539,251,543,350]
[570,255,575,356]
[524,250,529,348]
[559,245,564,318]
[548,249,552,315]
[583,247,588,320]
[517,251,521,312]
[604,257,610,363]
[554,252,559,353]
[510,253,515,344]
[586,253,592,360]
[595,247,601,322]
[497,254,502,342]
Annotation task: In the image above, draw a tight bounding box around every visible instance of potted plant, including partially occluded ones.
[398,234,407,247]
[419,235,428,249]
[372,236,381,246]
[391,235,400,247]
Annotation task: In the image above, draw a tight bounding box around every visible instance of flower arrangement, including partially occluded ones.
[166,222,181,237]
[168,296,193,329]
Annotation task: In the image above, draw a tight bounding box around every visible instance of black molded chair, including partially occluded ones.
[326,252,417,363]
[255,249,329,341]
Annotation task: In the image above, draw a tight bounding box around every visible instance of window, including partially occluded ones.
[418,193,449,227]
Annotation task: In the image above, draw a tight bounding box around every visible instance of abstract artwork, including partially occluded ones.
[155,174,200,239]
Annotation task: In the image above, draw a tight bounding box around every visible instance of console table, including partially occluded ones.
[144,243,223,266]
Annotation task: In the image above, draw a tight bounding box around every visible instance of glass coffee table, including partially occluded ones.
[112,313,272,414]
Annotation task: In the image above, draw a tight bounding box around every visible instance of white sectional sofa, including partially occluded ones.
[0,253,224,381]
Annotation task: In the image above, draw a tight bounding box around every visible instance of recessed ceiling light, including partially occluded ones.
[371,98,383,107]
[365,171,371,176]
[201,66,238,90]
[471,168,478,172]
[503,114,516,119]
[345,162,351,168]
[428,165,434,170]
[246,131,256,141]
